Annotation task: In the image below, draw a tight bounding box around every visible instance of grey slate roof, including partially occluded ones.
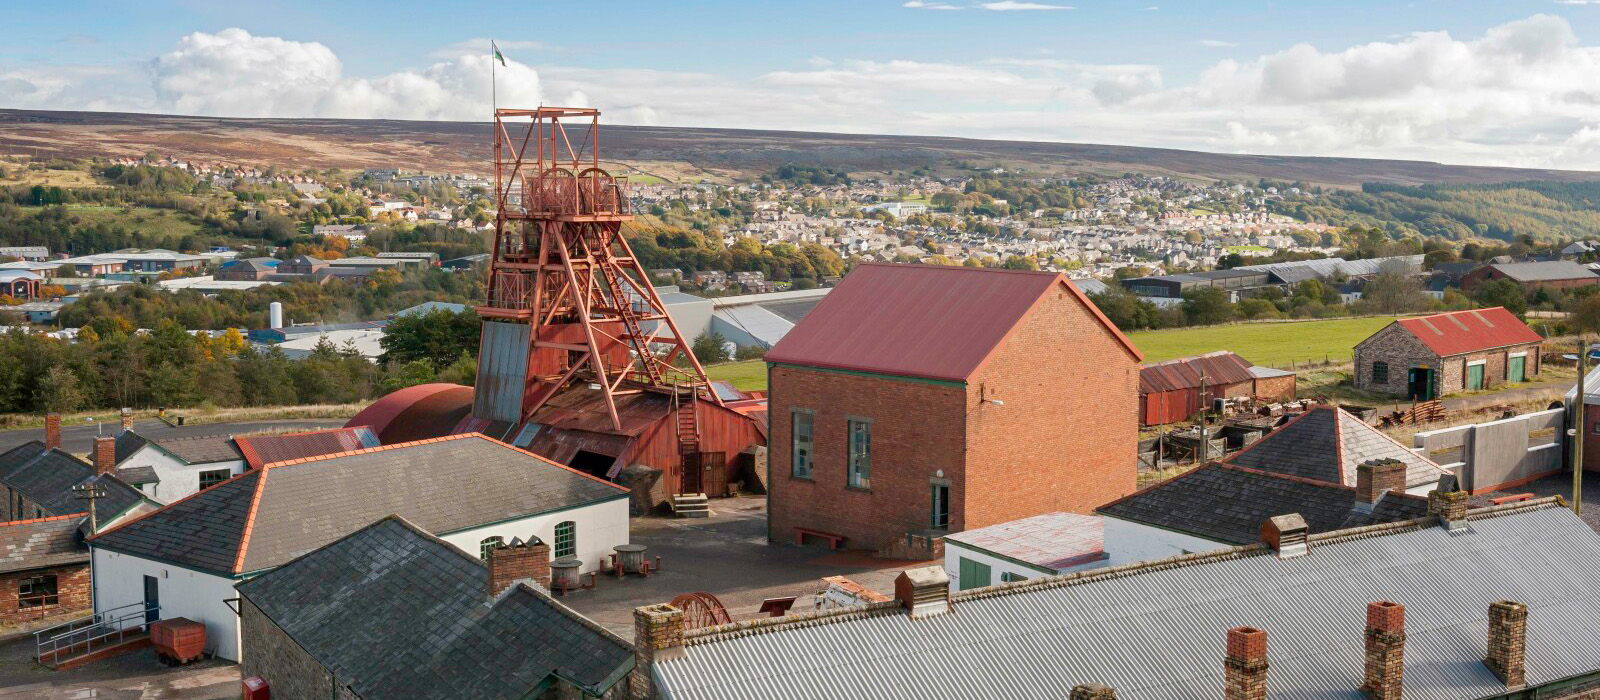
[657,500,1600,700]
[1225,406,1450,489]
[236,516,633,700]
[0,515,88,574]
[115,466,159,485]
[91,434,629,575]
[0,442,146,520]
[148,434,243,464]
[112,431,149,465]
[1096,463,1428,544]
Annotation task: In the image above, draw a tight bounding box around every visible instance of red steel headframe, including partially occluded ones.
[476,107,722,432]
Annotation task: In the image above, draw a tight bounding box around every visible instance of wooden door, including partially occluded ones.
[679,452,702,495]
[700,452,727,497]
[1467,363,1485,391]
[1508,356,1526,383]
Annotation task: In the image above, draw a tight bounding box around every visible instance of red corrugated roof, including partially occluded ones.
[235,426,381,470]
[344,383,474,445]
[763,263,1140,382]
[1139,351,1257,393]
[1393,307,1543,357]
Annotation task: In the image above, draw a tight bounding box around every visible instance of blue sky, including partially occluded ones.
[7,1,1600,168]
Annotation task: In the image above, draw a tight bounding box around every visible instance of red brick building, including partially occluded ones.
[0,515,92,627]
[764,263,1143,553]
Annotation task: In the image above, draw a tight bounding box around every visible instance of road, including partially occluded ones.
[0,418,348,455]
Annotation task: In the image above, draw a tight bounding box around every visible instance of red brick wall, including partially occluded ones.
[963,286,1138,530]
[767,366,967,550]
[0,564,91,626]
[1252,375,1297,402]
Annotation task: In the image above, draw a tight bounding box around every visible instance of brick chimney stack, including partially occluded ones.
[1070,683,1116,700]
[1485,600,1528,690]
[1361,601,1405,700]
[93,436,116,476]
[1225,626,1268,700]
[44,413,61,450]
[1356,459,1408,504]
[631,603,685,700]
[1428,487,1469,529]
[486,537,550,598]
[119,408,133,435]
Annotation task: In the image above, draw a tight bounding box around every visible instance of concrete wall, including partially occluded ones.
[90,548,244,661]
[1102,516,1230,565]
[438,498,629,575]
[1413,408,1564,493]
[117,446,245,504]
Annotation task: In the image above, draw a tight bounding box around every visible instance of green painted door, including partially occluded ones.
[1466,363,1485,390]
[958,557,991,591]
[1508,356,1526,383]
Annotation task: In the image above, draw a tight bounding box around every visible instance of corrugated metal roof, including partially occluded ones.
[656,501,1600,700]
[712,305,793,347]
[345,383,474,445]
[1486,260,1598,283]
[764,263,1140,382]
[1392,307,1543,357]
[235,427,381,470]
[1139,351,1256,393]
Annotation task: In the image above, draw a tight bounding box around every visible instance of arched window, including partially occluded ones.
[1371,361,1389,384]
[554,521,576,558]
[479,536,504,560]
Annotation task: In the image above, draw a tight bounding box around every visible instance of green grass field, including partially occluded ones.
[1127,316,1404,367]
[705,360,767,390]
[19,204,203,239]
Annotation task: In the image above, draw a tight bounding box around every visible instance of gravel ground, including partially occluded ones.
[1472,470,1600,533]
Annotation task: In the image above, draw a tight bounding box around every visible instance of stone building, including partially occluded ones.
[1352,307,1543,398]
[764,263,1143,554]
[238,515,631,700]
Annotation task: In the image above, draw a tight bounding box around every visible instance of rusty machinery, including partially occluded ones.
[474,107,723,439]
[670,592,733,629]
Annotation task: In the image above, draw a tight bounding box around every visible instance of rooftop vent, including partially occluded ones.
[1261,513,1309,559]
[895,566,951,619]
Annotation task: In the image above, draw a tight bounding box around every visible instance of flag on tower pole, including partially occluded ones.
[492,40,507,67]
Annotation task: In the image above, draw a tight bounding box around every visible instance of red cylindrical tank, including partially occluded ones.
[150,618,207,665]
[242,676,271,700]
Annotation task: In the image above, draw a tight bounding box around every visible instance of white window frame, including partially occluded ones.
[791,410,814,479]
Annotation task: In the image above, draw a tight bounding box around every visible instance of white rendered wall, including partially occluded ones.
[1101,516,1231,566]
[438,497,630,574]
[942,541,1108,592]
[117,446,244,503]
[91,548,245,661]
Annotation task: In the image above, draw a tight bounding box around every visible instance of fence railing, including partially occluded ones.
[34,601,158,664]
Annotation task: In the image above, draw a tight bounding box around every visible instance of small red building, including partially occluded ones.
[1139,351,1297,426]
[764,263,1143,553]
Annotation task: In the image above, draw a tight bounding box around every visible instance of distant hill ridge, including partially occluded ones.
[3,108,1598,187]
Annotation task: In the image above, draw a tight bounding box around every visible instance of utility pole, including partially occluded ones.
[72,482,106,534]
[1575,339,1587,516]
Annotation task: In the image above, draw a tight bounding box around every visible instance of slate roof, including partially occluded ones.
[1389,307,1544,357]
[236,516,633,700]
[1096,463,1430,545]
[764,263,1140,382]
[115,466,159,485]
[233,426,379,470]
[0,514,89,574]
[657,499,1600,700]
[147,434,243,465]
[91,434,629,576]
[0,442,146,520]
[1224,406,1451,489]
[112,431,149,465]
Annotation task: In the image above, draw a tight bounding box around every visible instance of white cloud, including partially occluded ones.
[979,1,1072,9]
[17,17,1600,168]
[903,1,963,9]
[1200,39,1239,48]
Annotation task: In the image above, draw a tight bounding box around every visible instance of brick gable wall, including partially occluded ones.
[963,286,1138,529]
[0,563,90,627]
[767,366,967,550]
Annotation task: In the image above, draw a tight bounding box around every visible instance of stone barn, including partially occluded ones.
[1352,307,1543,399]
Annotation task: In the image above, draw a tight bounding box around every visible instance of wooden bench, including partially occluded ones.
[1489,493,1534,505]
[794,527,847,550]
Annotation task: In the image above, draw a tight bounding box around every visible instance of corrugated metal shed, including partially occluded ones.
[345,383,474,445]
[656,501,1600,700]
[1392,307,1543,357]
[764,263,1140,382]
[1138,351,1255,393]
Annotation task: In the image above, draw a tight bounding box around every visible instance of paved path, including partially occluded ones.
[0,419,346,456]
[563,496,932,640]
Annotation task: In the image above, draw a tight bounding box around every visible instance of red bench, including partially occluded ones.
[794,527,847,550]
[1489,493,1533,505]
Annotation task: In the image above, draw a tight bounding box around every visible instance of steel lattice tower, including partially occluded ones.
[474,107,721,433]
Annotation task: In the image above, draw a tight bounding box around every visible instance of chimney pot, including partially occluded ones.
[1261,513,1309,559]
[119,408,133,434]
[44,413,61,450]
[1485,600,1528,690]
[631,604,686,700]
[1225,626,1268,700]
[1069,683,1116,700]
[93,436,116,476]
[895,566,951,619]
[1362,601,1406,700]
[1356,459,1408,504]
[486,537,550,599]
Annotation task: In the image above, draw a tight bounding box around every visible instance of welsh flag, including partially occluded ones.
[492,41,507,67]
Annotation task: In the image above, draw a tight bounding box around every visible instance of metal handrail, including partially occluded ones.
[35,601,158,664]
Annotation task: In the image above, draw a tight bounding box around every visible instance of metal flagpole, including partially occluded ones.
[491,40,497,114]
